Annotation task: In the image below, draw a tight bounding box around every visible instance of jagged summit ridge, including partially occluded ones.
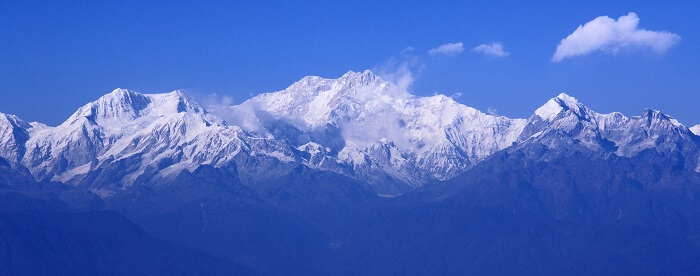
[67,88,208,126]
[0,70,698,196]
[0,113,31,164]
[246,69,388,128]
[533,93,587,121]
[235,70,527,188]
[18,88,250,186]
[517,93,699,171]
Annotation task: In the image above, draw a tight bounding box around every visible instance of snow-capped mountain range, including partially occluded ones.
[1,70,698,195]
[517,93,699,168]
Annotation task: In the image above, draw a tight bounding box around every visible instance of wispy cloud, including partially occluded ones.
[487,107,498,116]
[472,42,510,58]
[428,42,465,57]
[552,12,680,62]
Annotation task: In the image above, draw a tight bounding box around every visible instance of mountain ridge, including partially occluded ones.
[1,70,699,275]
[0,70,698,195]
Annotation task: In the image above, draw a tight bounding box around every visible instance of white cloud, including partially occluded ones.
[552,12,680,62]
[487,108,498,116]
[428,42,464,56]
[200,93,234,106]
[472,42,510,57]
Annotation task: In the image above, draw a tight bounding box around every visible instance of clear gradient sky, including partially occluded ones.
[1,1,698,126]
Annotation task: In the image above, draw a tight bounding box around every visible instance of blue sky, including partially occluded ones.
[1,1,698,126]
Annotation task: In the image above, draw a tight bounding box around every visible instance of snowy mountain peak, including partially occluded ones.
[641,108,665,118]
[340,69,379,82]
[108,87,137,97]
[0,112,31,130]
[691,124,700,136]
[63,89,208,129]
[555,92,580,107]
[517,93,699,171]
[145,90,206,116]
[0,112,31,164]
[337,70,385,92]
[638,108,683,128]
[287,70,383,93]
[100,88,146,106]
[2,72,698,196]
[534,93,587,121]
[231,70,528,186]
[16,88,232,184]
[62,89,146,126]
[240,70,390,129]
